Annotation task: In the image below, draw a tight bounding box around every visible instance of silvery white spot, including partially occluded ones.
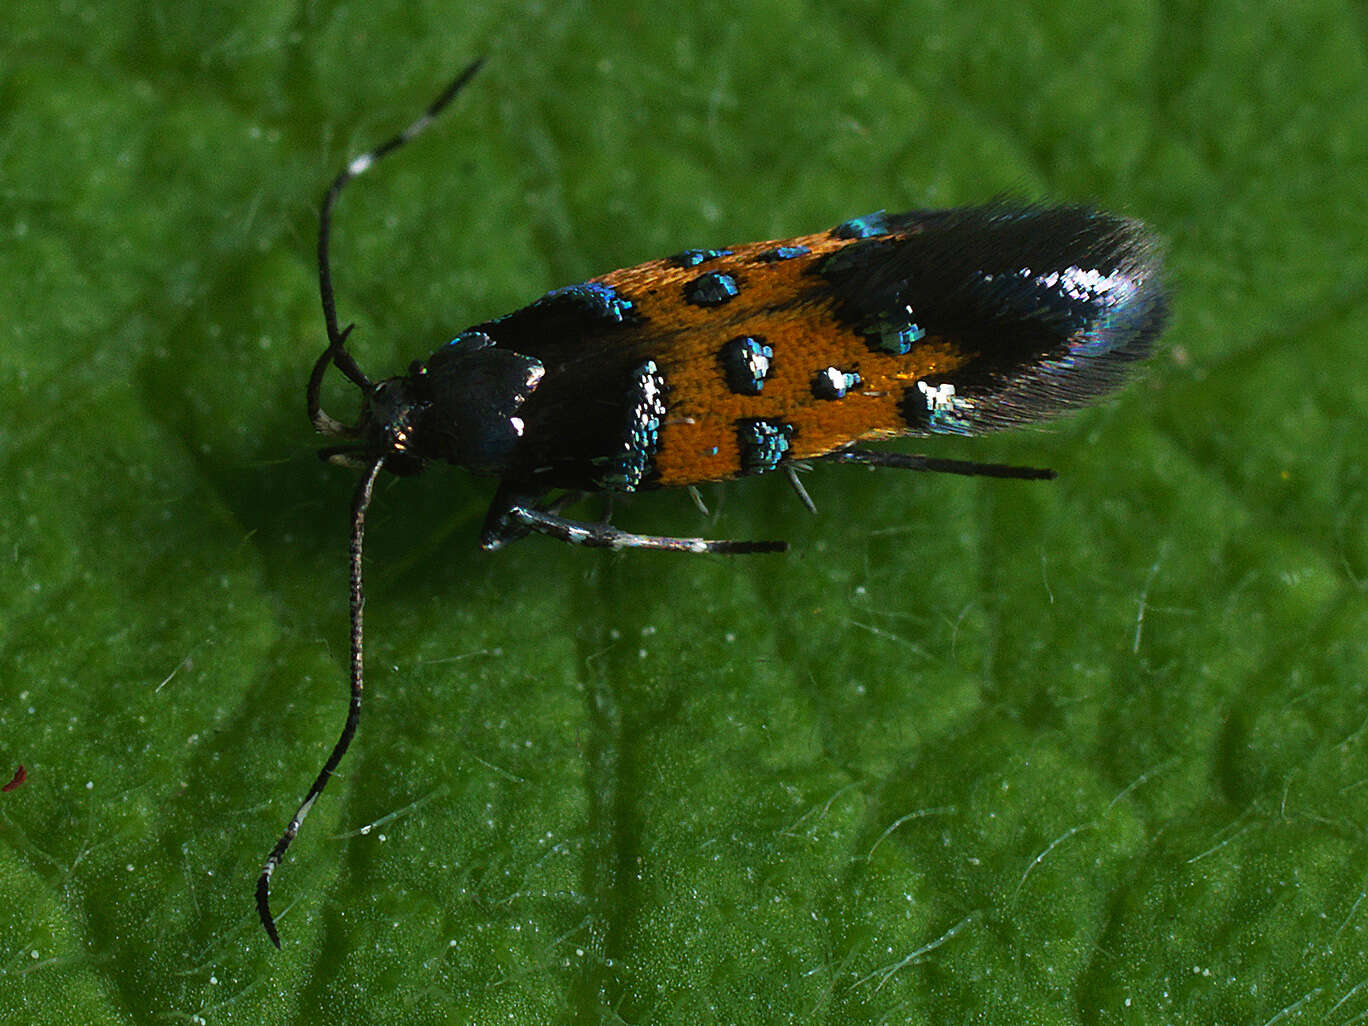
[401,113,434,141]
[918,380,958,412]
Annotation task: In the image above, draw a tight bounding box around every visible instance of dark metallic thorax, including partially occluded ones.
[387,331,545,479]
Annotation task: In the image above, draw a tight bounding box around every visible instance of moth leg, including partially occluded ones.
[480,487,785,554]
[832,449,1057,481]
[307,324,361,437]
[505,505,787,554]
[784,465,818,514]
[479,486,577,550]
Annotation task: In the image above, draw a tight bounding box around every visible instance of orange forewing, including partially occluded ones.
[592,227,972,486]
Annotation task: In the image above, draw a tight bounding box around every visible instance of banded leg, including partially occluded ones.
[481,489,786,554]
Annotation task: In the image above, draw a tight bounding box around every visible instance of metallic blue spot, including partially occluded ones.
[874,321,926,355]
[755,245,811,263]
[812,366,861,401]
[861,303,926,355]
[684,272,740,307]
[600,360,667,491]
[670,248,731,268]
[832,211,890,239]
[720,336,774,395]
[536,282,635,323]
[738,419,793,474]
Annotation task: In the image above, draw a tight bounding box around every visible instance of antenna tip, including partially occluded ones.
[256,871,283,948]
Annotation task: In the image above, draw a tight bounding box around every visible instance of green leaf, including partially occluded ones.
[2,0,1365,1023]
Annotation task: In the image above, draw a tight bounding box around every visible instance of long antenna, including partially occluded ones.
[257,455,385,947]
[315,56,487,394]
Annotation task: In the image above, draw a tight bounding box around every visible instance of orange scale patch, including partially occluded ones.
[581,226,975,486]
